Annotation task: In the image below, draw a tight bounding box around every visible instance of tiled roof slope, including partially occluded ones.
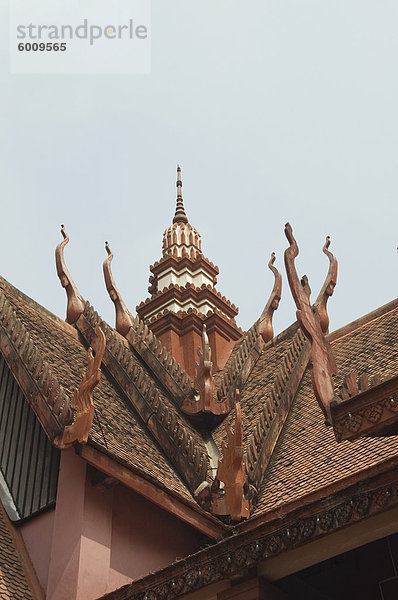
[256,302,398,514]
[0,501,36,599]
[0,277,195,505]
[213,334,294,450]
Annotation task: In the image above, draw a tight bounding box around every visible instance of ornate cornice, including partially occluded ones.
[246,329,310,497]
[0,287,72,440]
[77,303,209,493]
[331,374,398,441]
[100,467,398,600]
[145,308,243,342]
[137,283,239,321]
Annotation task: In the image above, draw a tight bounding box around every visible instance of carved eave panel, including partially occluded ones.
[99,465,398,600]
[331,374,398,442]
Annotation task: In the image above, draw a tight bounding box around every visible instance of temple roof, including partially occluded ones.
[0,192,397,599]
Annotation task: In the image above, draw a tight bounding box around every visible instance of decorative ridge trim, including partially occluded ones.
[101,244,193,401]
[98,468,398,600]
[0,287,73,436]
[246,328,310,497]
[55,225,85,324]
[127,313,193,400]
[79,303,209,493]
[216,324,264,405]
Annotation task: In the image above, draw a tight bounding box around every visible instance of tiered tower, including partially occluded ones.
[136,165,242,378]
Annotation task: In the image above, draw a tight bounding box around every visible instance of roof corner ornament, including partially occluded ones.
[103,242,133,336]
[284,223,337,421]
[55,225,85,325]
[58,323,106,448]
[212,390,250,521]
[173,164,188,224]
[313,236,338,334]
[257,252,282,343]
[181,324,230,416]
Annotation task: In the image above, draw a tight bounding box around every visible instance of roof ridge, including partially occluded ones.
[0,286,73,439]
[0,275,79,339]
[216,324,264,404]
[78,302,210,494]
[102,243,193,402]
[245,329,310,501]
[328,297,398,344]
[127,312,193,401]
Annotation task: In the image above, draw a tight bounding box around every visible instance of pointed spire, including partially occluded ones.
[173,164,188,224]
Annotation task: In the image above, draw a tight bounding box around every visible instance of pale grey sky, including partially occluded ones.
[1,1,397,336]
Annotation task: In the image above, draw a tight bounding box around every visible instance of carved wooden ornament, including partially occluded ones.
[58,323,106,447]
[103,242,134,336]
[284,223,337,420]
[213,390,249,521]
[313,236,338,333]
[182,324,230,416]
[55,225,85,325]
[257,252,282,343]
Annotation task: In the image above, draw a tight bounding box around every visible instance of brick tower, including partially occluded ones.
[136,165,242,378]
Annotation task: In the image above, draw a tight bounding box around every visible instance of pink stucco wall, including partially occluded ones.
[26,450,202,600]
[21,508,55,591]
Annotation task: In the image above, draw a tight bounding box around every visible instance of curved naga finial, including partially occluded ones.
[55,225,85,325]
[313,236,338,333]
[103,242,133,336]
[257,252,282,343]
[284,223,337,420]
[59,323,106,447]
[212,390,249,521]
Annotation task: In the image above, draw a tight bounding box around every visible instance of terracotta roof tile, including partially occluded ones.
[0,502,35,599]
[0,277,195,506]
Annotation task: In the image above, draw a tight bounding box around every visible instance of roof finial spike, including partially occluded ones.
[173,164,188,224]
